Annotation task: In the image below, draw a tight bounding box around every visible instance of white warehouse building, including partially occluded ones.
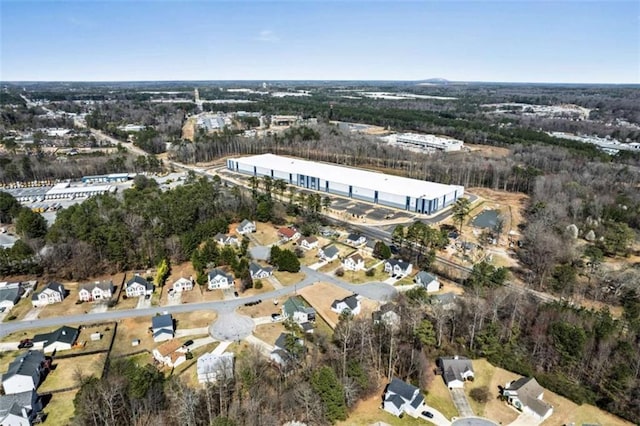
[227,154,464,214]
[395,133,464,152]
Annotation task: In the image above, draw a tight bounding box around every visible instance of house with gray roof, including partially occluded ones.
[249,262,273,279]
[0,390,41,426]
[0,282,22,312]
[208,269,234,290]
[318,245,339,262]
[373,303,400,328]
[31,282,65,308]
[1,351,47,395]
[151,314,174,342]
[384,259,413,277]
[430,292,457,310]
[346,233,366,246]
[503,377,553,421]
[382,377,425,417]
[331,295,361,315]
[214,233,239,246]
[125,275,154,298]
[282,296,316,324]
[415,271,440,292]
[197,352,234,384]
[33,326,79,354]
[236,219,256,235]
[78,280,113,302]
[438,356,475,389]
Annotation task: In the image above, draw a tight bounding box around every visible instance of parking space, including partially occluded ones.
[136,296,152,309]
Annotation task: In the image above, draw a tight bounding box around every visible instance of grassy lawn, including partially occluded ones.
[40,353,107,392]
[75,323,116,353]
[337,386,424,426]
[273,271,306,286]
[241,277,274,297]
[344,265,389,284]
[0,350,20,372]
[251,222,280,245]
[3,298,33,321]
[543,388,634,426]
[111,317,155,357]
[173,310,218,329]
[113,294,138,310]
[254,323,286,346]
[318,260,340,273]
[465,358,496,416]
[43,390,78,426]
[425,375,458,419]
[38,294,89,319]
[237,298,281,318]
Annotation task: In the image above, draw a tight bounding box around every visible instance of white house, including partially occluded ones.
[278,227,300,242]
[503,377,553,421]
[236,219,256,235]
[213,233,239,246]
[331,295,361,316]
[282,296,316,324]
[342,253,365,271]
[151,314,174,342]
[125,275,154,298]
[31,282,65,308]
[382,377,425,418]
[32,326,79,353]
[0,283,22,312]
[372,303,400,328]
[0,390,41,426]
[298,236,318,250]
[1,351,46,395]
[78,280,113,302]
[207,269,234,290]
[384,259,413,277]
[197,352,234,384]
[438,356,475,389]
[415,271,440,292]
[318,245,339,262]
[346,233,367,246]
[249,262,273,279]
[152,339,187,368]
[171,277,193,293]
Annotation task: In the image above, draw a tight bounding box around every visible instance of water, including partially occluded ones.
[472,209,501,231]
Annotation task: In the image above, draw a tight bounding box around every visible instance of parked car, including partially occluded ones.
[421,411,434,418]
[183,340,194,347]
[234,291,239,297]
[18,339,34,349]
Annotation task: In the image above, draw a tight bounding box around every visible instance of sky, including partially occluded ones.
[1,0,639,84]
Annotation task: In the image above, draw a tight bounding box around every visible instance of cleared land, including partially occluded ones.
[297,282,379,329]
[253,323,285,347]
[241,278,275,297]
[173,310,217,329]
[248,222,281,246]
[40,353,107,392]
[43,390,78,426]
[272,271,306,286]
[342,263,388,284]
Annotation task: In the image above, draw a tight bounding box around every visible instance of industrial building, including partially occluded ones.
[82,173,131,183]
[394,133,464,152]
[227,154,464,214]
[5,182,115,202]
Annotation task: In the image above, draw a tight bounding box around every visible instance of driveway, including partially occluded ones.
[136,297,152,309]
[449,388,474,417]
[421,405,451,426]
[267,276,283,290]
[253,316,273,326]
[187,336,216,351]
[0,342,19,352]
[244,335,274,357]
[166,291,182,306]
[89,303,109,314]
[21,307,43,321]
[308,260,327,270]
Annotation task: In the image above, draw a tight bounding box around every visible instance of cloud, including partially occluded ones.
[255,30,279,43]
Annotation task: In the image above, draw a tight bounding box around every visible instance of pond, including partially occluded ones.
[472,209,501,231]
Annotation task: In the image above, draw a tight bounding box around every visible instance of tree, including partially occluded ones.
[465,260,508,290]
[452,198,472,234]
[0,192,20,223]
[373,241,392,259]
[311,366,347,423]
[276,249,301,273]
[599,221,634,256]
[155,258,170,286]
[256,200,273,222]
[414,318,436,347]
[15,208,47,239]
[470,386,491,403]
[391,224,405,247]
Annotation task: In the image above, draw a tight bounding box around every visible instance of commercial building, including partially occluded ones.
[394,133,464,152]
[227,154,464,214]
[4,182,115,203]
[81,173,130,184]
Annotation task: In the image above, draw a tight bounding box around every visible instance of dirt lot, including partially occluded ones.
[464,143,511,158]
[248,222,281,246]
[43,389,78,426]
[298,282,379,329]
[181,116,197,141]
[465,187,529,241]
[254,323,286,346]
[40,353,107,392]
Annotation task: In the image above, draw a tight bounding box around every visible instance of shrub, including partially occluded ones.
[469,386,491,403]
[255,280,263,289]
[365,268,375,277]
[335,267,345,277]
[7,315,16,321]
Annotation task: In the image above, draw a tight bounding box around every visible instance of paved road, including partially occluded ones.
[421,407,452,426]
[208,312,254,341]
[449,388,474,417]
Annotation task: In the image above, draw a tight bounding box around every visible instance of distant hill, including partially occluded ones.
[416,78,450,85]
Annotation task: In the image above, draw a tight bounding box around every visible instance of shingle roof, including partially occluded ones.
[506,377,552,418]
[283,296,314,317]
[2,351,44,384]
[208,268,234,282]
[416,271,437,284]
[347,253,364,263]
[347,233,364,242]
[0,285,21,304]
[332,295,359,310]
[386,259,412,271]
[31,282,65,301]
[0,390,36,419]
[127,275,153,291]
[79,280,113,293]
[300,236,318,244]
[321,245,339,258]
[152,314,173,330]
[249,262,272,276]
[278,227,298,238]
[438,356,474,383]
[385,393,405,410]
[33,326,79,347]
[387,377,419,401]
[239,219,253,228]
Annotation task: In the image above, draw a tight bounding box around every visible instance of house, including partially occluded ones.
[382,377,425,418]
[346,233,366,246]
[270,349,295,369]
[32,326,79,353]
[384,259,413,277]
[78,280,113,302]
[125,275,154,298]
[236,219,256,234]
[197,352,234,384]
[503,377,553,421]
[298,236,318,250]
[249,262,273,279]
[318,245,339,262]
[438,356,475,389]
[152,339,187,368]
[342,253,365,271]
[171,277,193,293]
[282,296,316,324]
[274,333,304,355]
[0,390,42,426]
[0,282,22,312]
[372,303,400,328]
[415,271,440,292]
[331,295,361,315]
[430,292,457,310]
[213,233,239,246]
[278,227,300,242]
[1,351,47,395]
[151,314,174,342]
[31,282,65,307]
[207,269,234,290]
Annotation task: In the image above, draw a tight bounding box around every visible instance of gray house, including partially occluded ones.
[438,356,475,389]
[415,271,440,292]
[382,377,425,417]
[0,390,41,426]
[151,314,174,342]
[1,351,47,395]
[503,377,553,421]
[249,262,273,279]
[0,283,22,312]
[33,326,79,353]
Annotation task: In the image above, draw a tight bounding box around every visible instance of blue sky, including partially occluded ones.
[1,1,639,83]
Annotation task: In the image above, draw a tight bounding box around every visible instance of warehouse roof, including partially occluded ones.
[233,154,463,199]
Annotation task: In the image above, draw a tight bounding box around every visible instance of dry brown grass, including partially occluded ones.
[237,299,281,318]
[173,311,217,329]
[343,264,388,284]
[337,383,424,426]
[543,390,634,426]
[40,353,107,392]
[425,375,458,419]
[111,316,156,357]
[272,271,306,286]
[241,278,275,297]
[254,323,286,346]
[464,143,511,158]
[250,222,281,245]
[42,390,78,426]
[38,292,88,319]
[298,282,378,329]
